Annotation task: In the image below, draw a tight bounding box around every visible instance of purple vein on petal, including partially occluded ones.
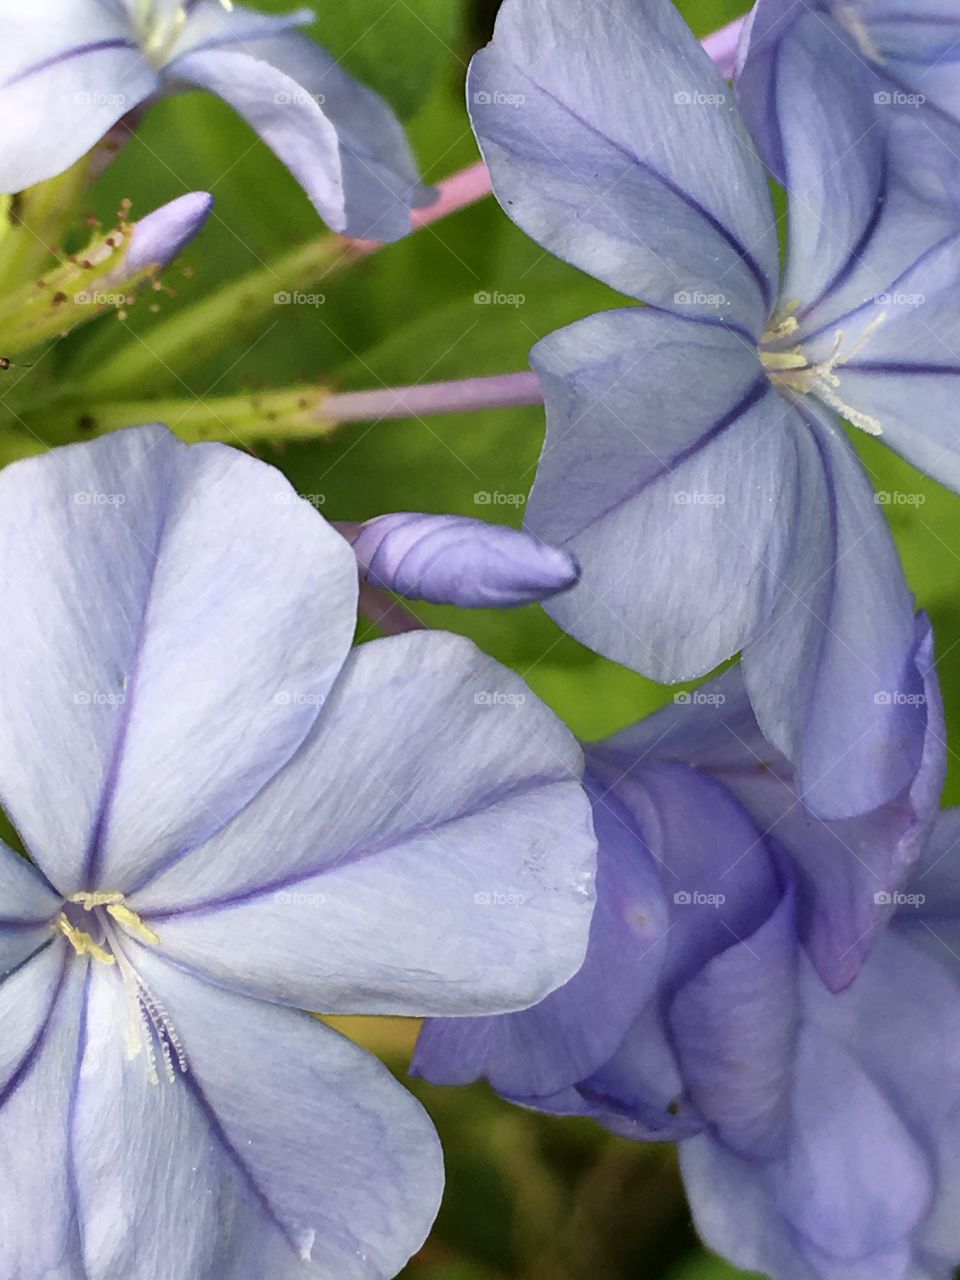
[140,772,575,919]
[1,39,138,89]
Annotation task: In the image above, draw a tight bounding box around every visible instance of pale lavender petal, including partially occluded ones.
[131,631,596,1018]
[0,426,357,894]
[73,951,443,1279]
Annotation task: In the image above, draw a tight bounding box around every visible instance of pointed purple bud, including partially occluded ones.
[341,513,580,608]
[120,192,214,277]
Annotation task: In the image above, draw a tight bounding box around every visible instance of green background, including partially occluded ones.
[11,1,960,1275]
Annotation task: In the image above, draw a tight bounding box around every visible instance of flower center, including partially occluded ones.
[759,305,886,437]
[129,0,234,65]
[57,891,186,1085]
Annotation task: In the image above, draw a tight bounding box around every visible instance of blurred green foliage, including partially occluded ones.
[9,0,960,1275]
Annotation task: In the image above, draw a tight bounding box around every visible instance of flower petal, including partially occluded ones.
[670,883,799,1160]
[469,0,777,331]
[526,307,798,682]
[0,426,357,893]
[741,403,925,820]
[764,12,887,322]
[412,772,668,1097]
[819,231,960,493]
[0,4,155,191]
[0,942,84,1279]
[600,621,946,989]
[132,630,596,1016]
[73,953,442,1280]
[345,512,579,608]
[0,845,63,973]
[170,29,429,241]
[682,934,954,1279]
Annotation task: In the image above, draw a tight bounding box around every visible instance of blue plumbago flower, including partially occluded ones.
[414,631,955,1279]
[0,425,596,1279]
[0,1,431,241]
[739,0,960,179]
[469,0,960,820]
[341,512,580,608]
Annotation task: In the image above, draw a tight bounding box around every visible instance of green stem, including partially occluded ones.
[81,234,352,399]
[0,154,98,296]
[18,384,335,447]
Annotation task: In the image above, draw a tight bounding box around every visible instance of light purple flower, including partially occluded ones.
[340,512,580,608]
[738,0,960,181]
[414,631,955,1279]
[120,189,213,276]
[0,425,596,1279]
[468,0,960,819]
[0,0,431,240]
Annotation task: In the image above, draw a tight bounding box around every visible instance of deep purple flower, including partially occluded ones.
[0,425,596,1278]
[414,628,956,1278]
[340,512,580,608]
[0,1,431,240]
[468,0,960,819]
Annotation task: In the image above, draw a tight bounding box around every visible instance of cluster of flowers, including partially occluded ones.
[3,0,960,1277]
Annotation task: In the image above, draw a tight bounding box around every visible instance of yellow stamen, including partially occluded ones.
[57,915,116,966]
[106,902,160,946]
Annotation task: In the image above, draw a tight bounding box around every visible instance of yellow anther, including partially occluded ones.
[106,902,160,947]
[761,313,887,437]
[57,915,116,966]
[69,891,125,910]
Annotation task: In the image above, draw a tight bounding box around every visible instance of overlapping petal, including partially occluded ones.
[71,952,442,1279]
[741,404,924,820]
[0,942,84,1279]
[469,0,777,332]
[526,308,796,681]
[412,774,668,1097]
[683,932,960,1280]
[131,631,595,1016]
[598,623,944,988]
[0,0,155,192]
[0,426,357,894]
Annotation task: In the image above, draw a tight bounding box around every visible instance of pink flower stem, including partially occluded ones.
[347,15,747,254]
[324,372,544,424]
